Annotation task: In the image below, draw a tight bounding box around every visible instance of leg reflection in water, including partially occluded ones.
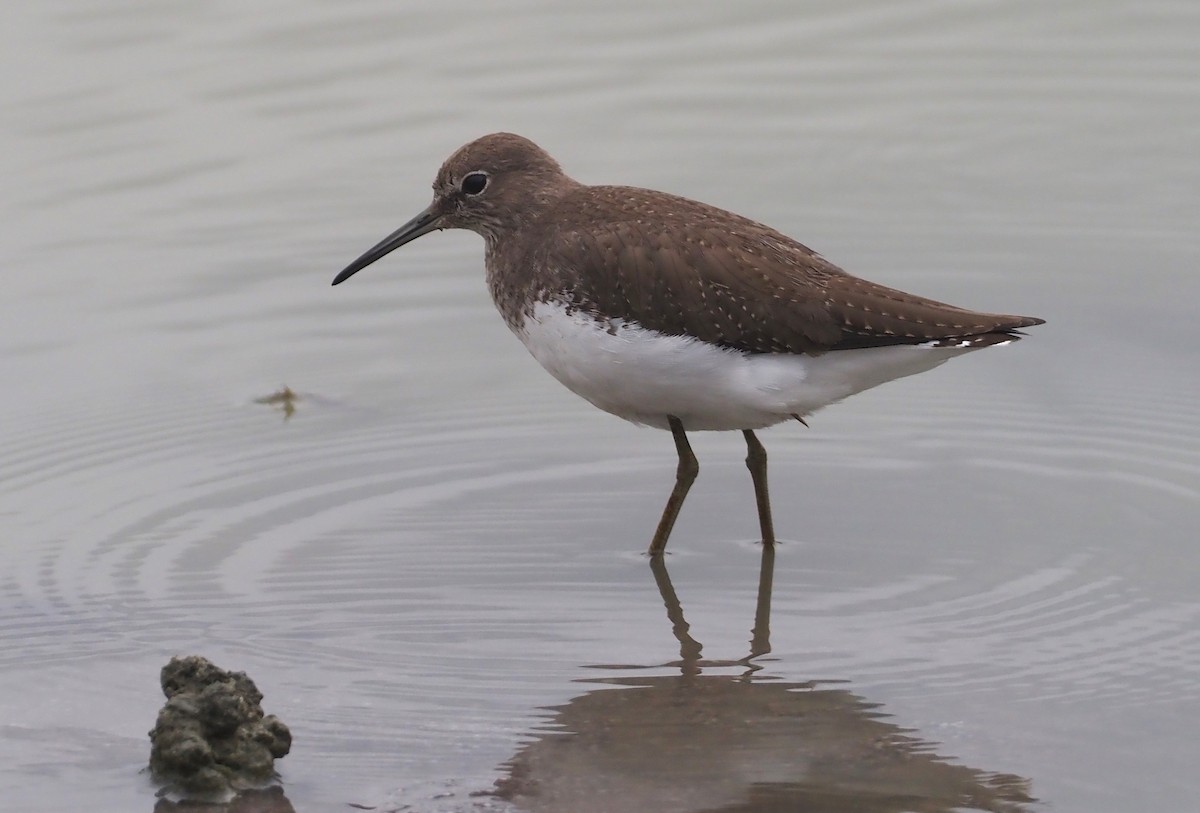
[496,545,1035,813]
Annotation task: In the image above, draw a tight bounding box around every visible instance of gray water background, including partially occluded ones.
[1,2,1198,811]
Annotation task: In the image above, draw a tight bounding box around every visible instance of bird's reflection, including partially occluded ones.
[496,546,1034,813]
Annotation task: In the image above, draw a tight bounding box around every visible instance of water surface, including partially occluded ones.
[1,2,1198,811]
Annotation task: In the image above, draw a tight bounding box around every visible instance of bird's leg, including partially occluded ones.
[743,430,776,546]
[648,416,699,557]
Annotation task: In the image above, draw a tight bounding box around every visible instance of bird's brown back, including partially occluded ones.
[496,184,1043,355]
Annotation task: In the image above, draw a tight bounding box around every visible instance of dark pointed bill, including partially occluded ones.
[331,204,442,285]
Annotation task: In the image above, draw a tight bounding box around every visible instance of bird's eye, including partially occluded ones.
[461,172,488,195]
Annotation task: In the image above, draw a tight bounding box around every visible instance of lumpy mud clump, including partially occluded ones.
[149,656,291,796]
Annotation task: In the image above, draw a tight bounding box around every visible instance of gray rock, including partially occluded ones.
[149,656,291,796]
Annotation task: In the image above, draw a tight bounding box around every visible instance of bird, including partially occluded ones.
[332,133,1043,556]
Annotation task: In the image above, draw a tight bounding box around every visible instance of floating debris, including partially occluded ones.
[254,386,299,419]
[149,655,292,798]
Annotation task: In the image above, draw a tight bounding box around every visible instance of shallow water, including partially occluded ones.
[2,1,1198,811]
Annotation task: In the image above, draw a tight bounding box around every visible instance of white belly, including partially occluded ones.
[514,299,989,431]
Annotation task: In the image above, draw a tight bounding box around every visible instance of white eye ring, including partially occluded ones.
[461,172,488,195]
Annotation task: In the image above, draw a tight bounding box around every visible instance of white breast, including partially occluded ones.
[513,299,992,431]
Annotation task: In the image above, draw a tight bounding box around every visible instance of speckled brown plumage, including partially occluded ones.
[335,133,1043,354]
[500,183,1042,354]
[418,134,1044,354]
